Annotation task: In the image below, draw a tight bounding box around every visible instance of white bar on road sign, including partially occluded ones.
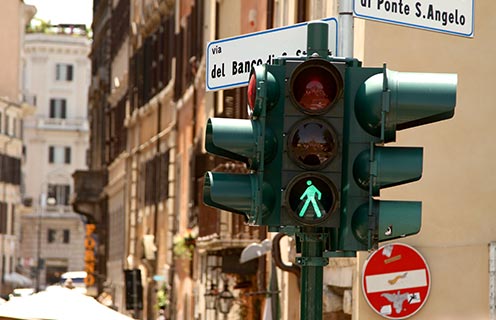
[353,0,474,37]
[206,18,338,91]
[365,269,428,293]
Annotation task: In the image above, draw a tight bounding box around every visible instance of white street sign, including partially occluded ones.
[353,0,474,37]
[206,18,338,91]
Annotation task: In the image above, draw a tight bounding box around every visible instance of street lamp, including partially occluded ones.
[204,283,218,310]
[217,283,234,315]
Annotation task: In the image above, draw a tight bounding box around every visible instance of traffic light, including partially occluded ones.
[280,58,345,228]
[203,63,284,226]
[339,63,457,251]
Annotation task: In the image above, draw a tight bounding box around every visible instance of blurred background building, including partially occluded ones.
[0,0,36,297]
[20,25,90,291]
[0,0,492,320]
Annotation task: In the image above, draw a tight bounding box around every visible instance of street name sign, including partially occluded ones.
[362,243,431,319]
[353,0,474,37]
[206,18,338,91]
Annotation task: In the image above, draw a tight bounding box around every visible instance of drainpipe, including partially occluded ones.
[490,242,496,319]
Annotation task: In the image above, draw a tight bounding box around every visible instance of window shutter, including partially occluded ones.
[63,229,70,243]
[49,146,54,163]
[67,65,73,81]
[65,147,71,164]
[64,185,70,205]
[50,99,55,118]
[48,229,56,243]
[48,184,55,200]
[56,64,61,80]
[61,99,67,118]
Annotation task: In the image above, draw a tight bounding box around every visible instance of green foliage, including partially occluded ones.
[172,228,197,259]
[26,18,52,34]
[156,285,169,309]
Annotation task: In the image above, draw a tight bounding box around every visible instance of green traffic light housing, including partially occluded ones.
[338,63,457,252]
[355,68,457,142]
[351,200,422,245]
[203,172,275,217]
[353,146,423,196]
[280,58,346,229]
[205,118,276,169]
[203,62,284,226]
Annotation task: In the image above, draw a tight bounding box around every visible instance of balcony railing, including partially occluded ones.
[34,117,89,131]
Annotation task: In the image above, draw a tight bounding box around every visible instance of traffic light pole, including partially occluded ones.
[296,230,328,320]
[291,22,332,320]
[338,0,354,57]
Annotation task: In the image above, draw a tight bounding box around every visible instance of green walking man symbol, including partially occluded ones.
[298,180,323,218]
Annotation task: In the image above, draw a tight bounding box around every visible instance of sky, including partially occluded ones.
[24,0,93,27]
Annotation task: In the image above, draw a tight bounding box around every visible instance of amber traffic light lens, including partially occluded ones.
[287,118,338,170]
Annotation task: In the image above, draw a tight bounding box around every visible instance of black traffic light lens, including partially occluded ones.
[290,60,343,114]
[247,72,257,114]
[286,174,337,225]
[288,118,338,170]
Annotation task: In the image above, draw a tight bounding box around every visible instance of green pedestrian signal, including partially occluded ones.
[286,174,337,226]
[299,180,322,218]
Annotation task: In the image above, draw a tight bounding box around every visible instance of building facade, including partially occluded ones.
[0,0,36,296]
[75,0,496,319]
[21,29,90,291]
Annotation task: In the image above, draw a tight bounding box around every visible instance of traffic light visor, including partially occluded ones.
[247,65,280,117]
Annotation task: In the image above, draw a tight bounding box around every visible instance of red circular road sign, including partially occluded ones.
[362,243,431,319]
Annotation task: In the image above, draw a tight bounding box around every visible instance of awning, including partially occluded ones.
[0,286,136,320]
[4,273,33,287]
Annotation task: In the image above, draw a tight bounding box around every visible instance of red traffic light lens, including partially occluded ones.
[287,119,338,170]
[290,60,343,114]
[247,73,257,114]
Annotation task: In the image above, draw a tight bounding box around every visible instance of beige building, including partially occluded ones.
[352,2,494,319]
[0,0,36,296]
[21,28,90,291]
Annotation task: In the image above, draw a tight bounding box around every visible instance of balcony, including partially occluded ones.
[72,170,107,223]
[28,117,89,132]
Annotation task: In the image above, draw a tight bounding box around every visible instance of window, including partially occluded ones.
[46,264,67,285]
[55,63,73,81]
[0,202,7,234]
[3,114,18,137]
[47,229,70,244]
[47,184,71,205]
[49,146,71,164]
[49,98,67,118]
[48,229,56,243]
[63,229,70,243]
[5,115,9,136]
